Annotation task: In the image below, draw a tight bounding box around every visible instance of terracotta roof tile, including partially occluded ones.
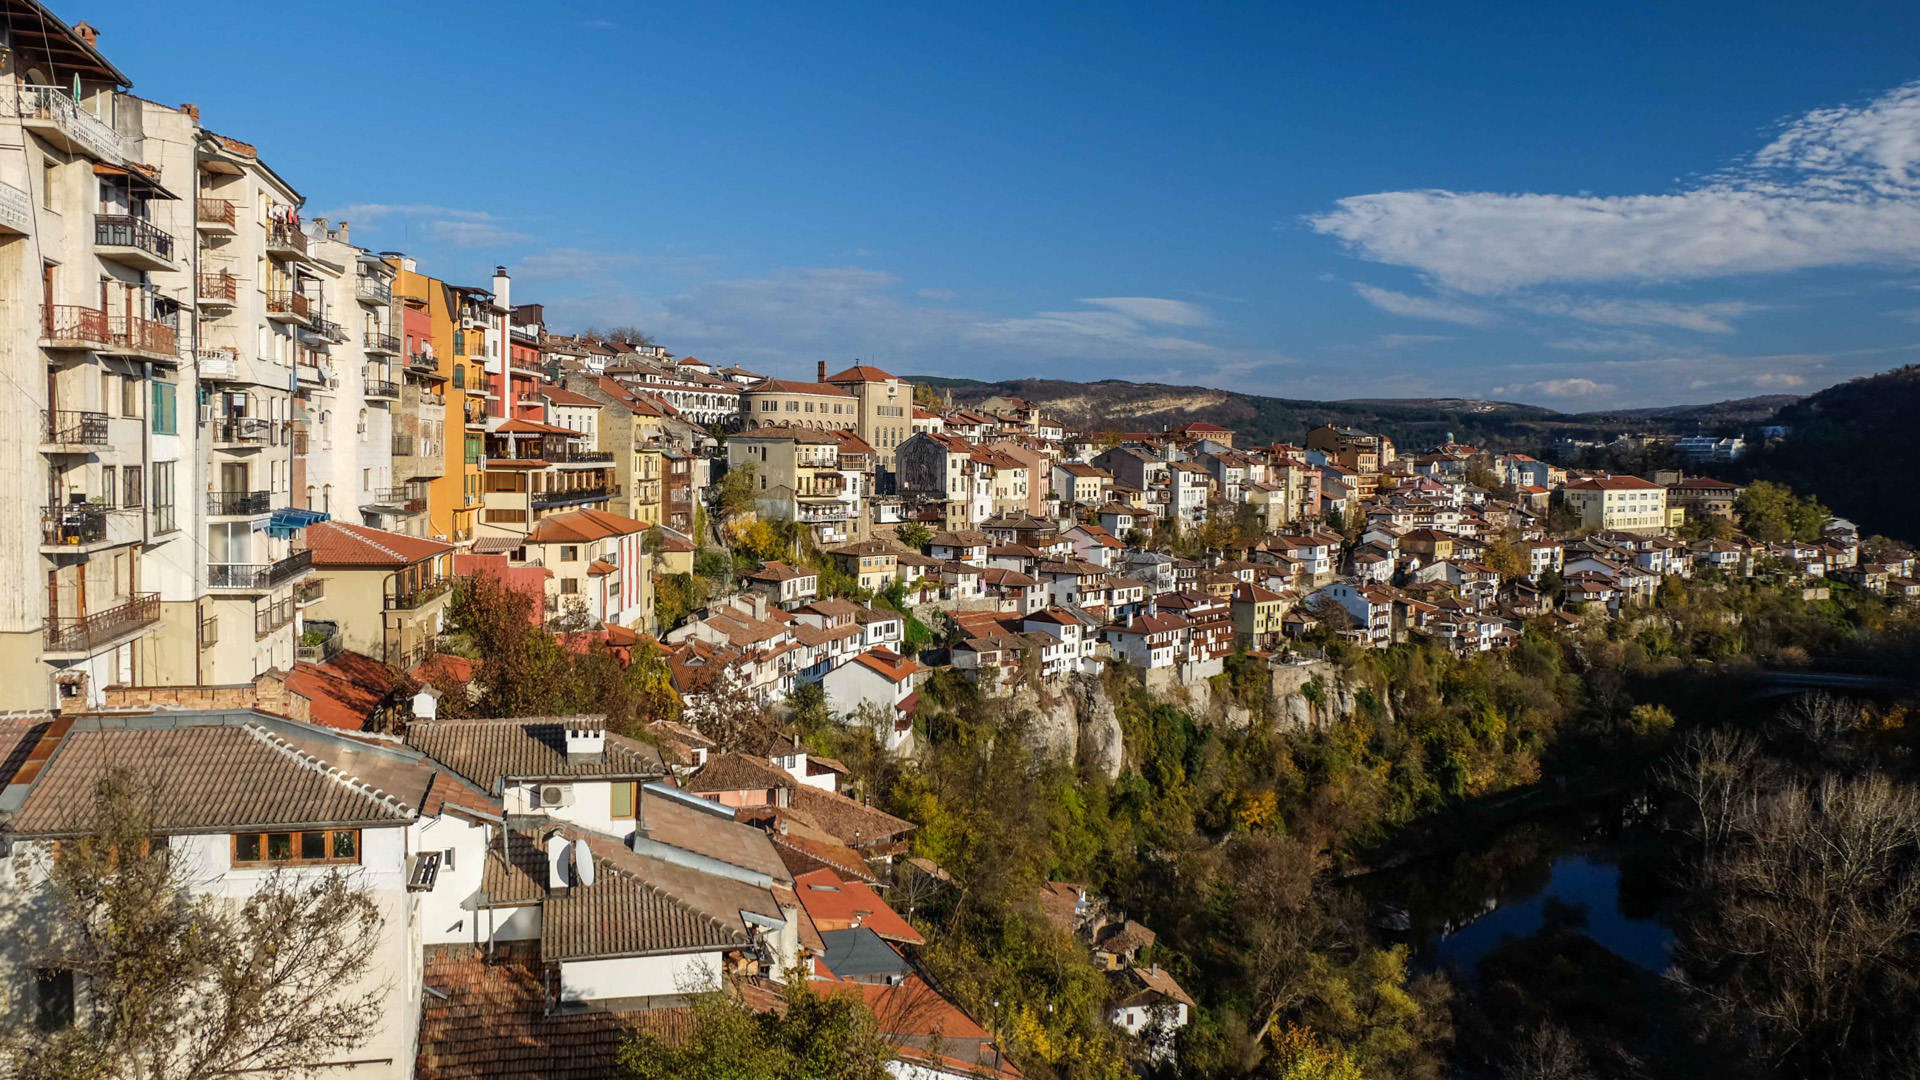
[407,718,667,791]
[306,521,454,567]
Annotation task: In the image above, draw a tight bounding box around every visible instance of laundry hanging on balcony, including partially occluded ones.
[268,507,329,539]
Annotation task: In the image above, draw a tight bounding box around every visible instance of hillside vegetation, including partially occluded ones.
[1735,365,1920,544]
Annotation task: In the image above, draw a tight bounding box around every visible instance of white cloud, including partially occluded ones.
[1078,297,1213,327]
[1522,296,1758,333]
[1309,80,1920,293]
[512,248,647,283]
[1493,377,1615,399]
[1374,333,1451,348]
[427,219,532,248]
[1889,307,1920,323]
[1351,282,1493,325]
[1752,371,1807,388]
[325,203,495,223]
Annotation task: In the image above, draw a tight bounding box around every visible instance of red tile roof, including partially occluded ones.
[526,508,651,543]
[823,363,898,383]
[306,521,454,567]
[287,653,402,730]
[793,867,925,944]
[851,648,921,684]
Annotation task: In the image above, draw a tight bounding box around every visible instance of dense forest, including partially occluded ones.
[1732,365,1920,545]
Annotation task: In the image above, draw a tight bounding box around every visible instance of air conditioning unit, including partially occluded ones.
[536,783,574,809]
[197,404,214,425]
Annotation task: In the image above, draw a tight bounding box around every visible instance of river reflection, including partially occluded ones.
[1362,801,1676,976]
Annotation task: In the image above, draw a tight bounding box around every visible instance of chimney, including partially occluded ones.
[564,726,605,764]
[546,833,571,887]
[411,685,442,721]
[817,360,827,382]
[312,217,329,234]
[180,103,200,122]
[492,265,511,312]
[337,220,349,243]
[72,21,98,47]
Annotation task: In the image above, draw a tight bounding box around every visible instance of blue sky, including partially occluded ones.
[90,0,1920,408]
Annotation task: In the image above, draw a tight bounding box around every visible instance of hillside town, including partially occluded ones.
[2,7,1919,1080]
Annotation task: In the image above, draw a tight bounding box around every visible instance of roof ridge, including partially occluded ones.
[242,723,416,820]
[341,521,408,563]
[597,850,748,943]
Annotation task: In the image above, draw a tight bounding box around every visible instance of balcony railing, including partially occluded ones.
[407,350,436,372]
[297,627,341,663]
[386,578,453,610]
[197,271,238,303]
[364,376,400,399]
[270,548,313,584]
[310,316,346,342]
[211,416,273,445]
[555,448,614,463]
[267,222,308,257]
[108,314,177,357]
[21,85,127,162]
[43,305,110,346]
[256,596,295,637]
[43,409,109,446]
[371,485,428,513]
[197,198,236,228]
[95,214,174,262]
[266,289,311,320]
[198,347,239,377]
[532,485,612,508]
[41,505,107,545]
[365,332,400,354]
[207,490,272,516]
[45,593,160,653]
[356,278,391,305]
[296,579,326,605]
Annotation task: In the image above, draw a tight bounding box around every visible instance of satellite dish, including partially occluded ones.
[572,838,595,887]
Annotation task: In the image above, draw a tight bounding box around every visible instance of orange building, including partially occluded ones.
[388,257,487,544]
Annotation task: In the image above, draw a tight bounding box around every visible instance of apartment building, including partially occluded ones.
[380,256,446,540]
[728,424,854,546]
[475,419,617,540]
[739,376,857,429]
[822,362,911,469]
[1562,475,1668,535]
[390,257,484,544]
[0,18,330,706]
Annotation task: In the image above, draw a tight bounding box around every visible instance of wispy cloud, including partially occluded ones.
[325,203,496,223]
[1492,377,1615,400]
[1310,80,1920,293]
[1889,307,1920,323]
[512,248,648,283]
[1521,296,1760,333]
[426,219,533,248]
[1078,296,1213,327]
[1351,282,1493,326]
[1374,333,1451,348]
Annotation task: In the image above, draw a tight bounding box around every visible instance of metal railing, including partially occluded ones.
[407,350,435,371]
[209,563,271,589]
[356,277,391,305]
[197,198,236,227]
[108,314,177,356]
[211,416,272,444]
[556,448,614,463]
[255,596,295,637]
[309,316,345,342]
[207,490,271,516]
[371,485,427,512]
[267,221,307,256]
[296,579,326,605]
[43,305,110,345]
[296,628,341,663]
[45,593,160,653]
[364,376,400,399]
[43,409,109,446]
[198,271,238,303]
[95,214,174,262]
[392,434,416,456]
[21,85,127,162]
[198,347,239,377]
[386,578,453,610]
[270,548,312,584]
[365,332,399,354]
[532,485,612,508]
[266,289,310,320]
[41,505,107,545]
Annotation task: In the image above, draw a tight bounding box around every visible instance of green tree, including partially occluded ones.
[716,462,759,519]
[896,522,933,551]
[6,772,385,1080]
[620,979,895,1080]
[1736,480,1828,543]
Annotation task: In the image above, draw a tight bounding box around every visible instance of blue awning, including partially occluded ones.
[268,507,330,539]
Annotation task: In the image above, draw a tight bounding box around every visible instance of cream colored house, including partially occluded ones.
[303,521,455,669]
[1563,476,1668,535]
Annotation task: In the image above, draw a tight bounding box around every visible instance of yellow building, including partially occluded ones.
[390,259,485,544]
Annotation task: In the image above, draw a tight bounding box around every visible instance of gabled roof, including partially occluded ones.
[743,378,853,398]
[286,652,403,730]
[525,508,651,543]
[850,648,922,683]
[406,717,667,790]
[823,363,899,383]
[793,867,924,944]
[307,521,453,567]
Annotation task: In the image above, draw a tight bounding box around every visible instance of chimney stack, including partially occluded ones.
[564,726,605,764]
[337,220,349,243]
[492,265,511,312]
[72,21,98,46]
[180,103,200,122]
[817,360,827,382]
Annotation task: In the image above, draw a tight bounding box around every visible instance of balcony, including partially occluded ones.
[272,548,313,584]
[356,277,391,306]
[463,401,488,429]
[41,505,106,547]
[255,596,295,638]
[370,485,427,514]
[266,289,311,324]
[198,347,240,379]
[197,271,238,306]
[105,314,178,360]
[42,409,109,449]
[19,85,127,162]
[210,416,273,447]
[407,350,437,374]
[209,549,311,593]
[309,316,346,343]
[365,332,400,356]
[553,448,615,465]
[95,214,175,270]
[532,485,612,509]
[207,490,272,517]
[42,305,110,349]
[392,434,416,456]
[266,221,308,259]
[296,625,341,663]
[295,579,326,606]
[364,375,400,400]
[386,578,453,610]
[44,593,160,656]
[196,198,237,232]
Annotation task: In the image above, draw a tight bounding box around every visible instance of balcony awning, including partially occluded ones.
[269,507,330,539]
[92,162,180,200]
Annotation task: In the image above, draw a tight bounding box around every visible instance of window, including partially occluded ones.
[453,366,465,388]
[41,158,55,212]
[610,781,639,819]
[150,461,176,532]
[100,465,116,508]
[34,969,73,1031]
[232,829,359,867]
[122,374,141,418]
[151,382,177,434]
[561,578,579,595]
[560,545,579,561]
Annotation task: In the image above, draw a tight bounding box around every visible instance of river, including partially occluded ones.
[1361,797,1677,977]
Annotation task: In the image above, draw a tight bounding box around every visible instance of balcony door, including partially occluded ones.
[220,463,249,496]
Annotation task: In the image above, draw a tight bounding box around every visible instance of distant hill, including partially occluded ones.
[904,376,1779,451]
[1735,366,1920,543]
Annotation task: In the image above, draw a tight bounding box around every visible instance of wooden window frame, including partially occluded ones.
[231,828,362,867]
[610,781,639,820]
